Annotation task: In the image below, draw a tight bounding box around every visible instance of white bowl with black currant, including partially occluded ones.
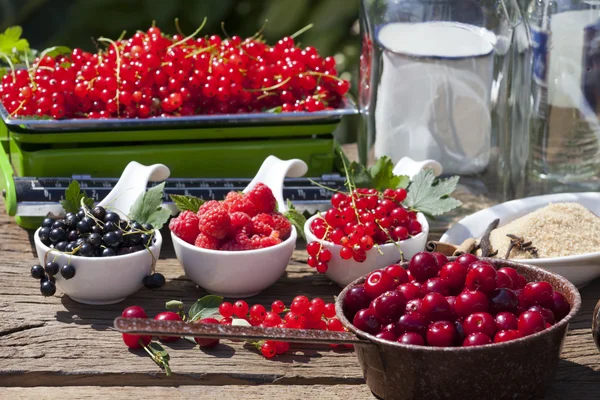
[30,161,172,305]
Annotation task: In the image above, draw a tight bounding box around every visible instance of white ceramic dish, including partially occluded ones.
[304,213,429,287]
[172,155,307,298]
[34,161,170,304]
[440,192,600,288]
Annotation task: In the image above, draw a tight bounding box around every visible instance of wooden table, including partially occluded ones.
[1,161,600,399]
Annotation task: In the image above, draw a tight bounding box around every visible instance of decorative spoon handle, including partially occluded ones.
[114,317,373,347]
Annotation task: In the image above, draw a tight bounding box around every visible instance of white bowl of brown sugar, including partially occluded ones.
[440,192,600,288]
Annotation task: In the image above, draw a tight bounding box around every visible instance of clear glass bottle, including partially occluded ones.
[523,0,600,196]
[358,0,529,200]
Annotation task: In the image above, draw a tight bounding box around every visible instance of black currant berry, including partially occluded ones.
[39,227,51,242]
[102,247,116,257]
[143,273,165,290]
[117,247,132,256]
[103,231,120,247]
[67,230,79,242]
[65,242,77,253]
[65,213,79,229]
[45,262,60,276]
[120,220,130,231]
[140,233,151,245]
[92,206,106,221]
[60,264,76,280]
[49,228,67,243]
[40,280,56,297]
[55,241,68,252]
[114,229,124,243]
[128,232,142,245]
[78,243,93,257]
[104,212,120,224]
[130,244,144,253]
[77,220,91,234]
[51,220,67,231]
[91,225,103,234]
[87,233,102,247]
[103,221,118,232]
[41,275,56,283]
[131,221,143,231]
[76,209,86,220]
[42,217,54,228]
[31,265,45,279]
[75,238,87,247]
[142,223,153,231]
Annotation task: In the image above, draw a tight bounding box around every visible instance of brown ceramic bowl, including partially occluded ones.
[335,257,582,400]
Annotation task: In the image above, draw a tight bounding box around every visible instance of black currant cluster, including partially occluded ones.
[32,205,166,297]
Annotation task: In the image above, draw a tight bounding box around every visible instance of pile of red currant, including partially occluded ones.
[307,188,422,273]
[0,23,350,119]
[343,252,571,347]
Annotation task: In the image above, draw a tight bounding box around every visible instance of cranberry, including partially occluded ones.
[353,308,380,334]
[370,291,407,324]
[122,305,147,319]
[424,277,450,295]
[364,270,395,299]
[426,321,456,347]
[384,264,409,286]
[456,253,478,269]
[528,305,555,325]
[522,281,554,307]
[463,312,497,337]
[398,332,425,346]
[517,310,546,336]
[497,267,520,289]
[154,311,182,342]
[465,262,497,294]
[421,293,453,322]
[455,290,489,318]
[439,261,467,291]
[396,283,424,300]
[397,312,428,337]
[495,312,518,331]
[489,288,518,314]
[408,252,439,282]
[343,285,371,316]
[194,318,220,348]
[375,331,397,342]
[463,332,492,347]
[431,252,448,268]
[405,298,423,314]
[494,330,523,343]
[550,291,571,321]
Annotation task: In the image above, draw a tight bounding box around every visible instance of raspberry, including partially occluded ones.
[197,200,220,216]
[194,233,220,250]
[249,213,274,236]
[230,212,252,230]
[221,232,254,251]
[198,205,232,240]
[246,183,277,213]
[169,210,199,244]
[223,192,258,217]
[271,213,292,240]
[252,231,281,249]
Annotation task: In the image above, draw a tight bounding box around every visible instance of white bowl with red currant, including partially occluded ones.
[170,156,308,298]
[304,155,460,287]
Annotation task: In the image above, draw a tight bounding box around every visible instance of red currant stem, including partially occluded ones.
[168,17,207,50]
[8,99,26,117]
[174,17,186,37]
[0,52,16,83]
[183,44,217,59]
[117,30,127,42]
[306,71,345,83]
[220,21,233,41]
[250,20,269,41]
[373,243,384,256]
[290,23,314,40]
[306,178,345,194]
[246,76,291,93]
[257,92,277,100]
[97,37,121,116]
[36,66,55,72]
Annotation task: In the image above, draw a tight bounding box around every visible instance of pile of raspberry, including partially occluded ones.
[169,183,292,250]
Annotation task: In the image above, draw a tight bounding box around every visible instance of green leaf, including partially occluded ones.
[170,194,204,213]
[165,300,184,310]
[146,342,171,376]
[368,156,410,192]
[0,26,29,55]
[286,199,295,210]
[266,106,282,113]
[188,295,224,322]
[60,180,94,213]
[41,46,71,58]
[129,182,167,227]
[284,208,306,241]
[348,161,373,188]
[405,169,462,216]
[147,342,169,359]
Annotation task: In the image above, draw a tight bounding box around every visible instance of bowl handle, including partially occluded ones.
[98,161,171,217]
[392,157,443,179]
[243,155,308,213]
[593,299,600,352]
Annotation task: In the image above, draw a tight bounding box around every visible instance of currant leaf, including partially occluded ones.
[60,180,94,213]
[405,169,462,216]
[170,194,204,213]
[129,182,169,229]
[368,156,410,191]
[284,208,306,240]
[188,295,224,322]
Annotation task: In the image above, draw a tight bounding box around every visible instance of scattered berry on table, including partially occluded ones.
[143,273,166,290]
[342,252,571,347]
[154,311,182,342]
[194,318,220,348]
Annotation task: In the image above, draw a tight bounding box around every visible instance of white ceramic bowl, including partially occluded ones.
[440,192,600,288]
[34,228,162,305]
[172,227,297,298]
[304,213,429,286]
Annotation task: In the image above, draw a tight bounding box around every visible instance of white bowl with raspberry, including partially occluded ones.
[170,156,308,298]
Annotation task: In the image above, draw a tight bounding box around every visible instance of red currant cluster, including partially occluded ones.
[218,296,349,358]
[0,24,350,119]
[343,253,571,347]
[307,188,421,273]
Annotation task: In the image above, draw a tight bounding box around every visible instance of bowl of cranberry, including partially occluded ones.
[304,187,429,287]
[335,252,581,400]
